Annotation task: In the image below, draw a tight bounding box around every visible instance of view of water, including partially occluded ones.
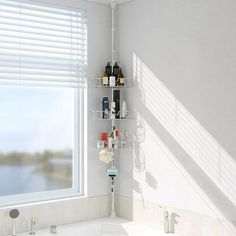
[0,165,71,197]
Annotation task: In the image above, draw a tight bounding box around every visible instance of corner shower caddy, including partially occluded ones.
[89,77,134,217]
[89,2,134,218]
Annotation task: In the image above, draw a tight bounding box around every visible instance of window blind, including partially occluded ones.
[0,0,87,88]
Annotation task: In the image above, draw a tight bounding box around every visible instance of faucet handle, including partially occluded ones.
[29,218,36,235]
[50,225,57,234]
[163,210,169,218]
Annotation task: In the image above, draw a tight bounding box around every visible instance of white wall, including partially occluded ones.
[117,0,236,221]
[85,1,112,197]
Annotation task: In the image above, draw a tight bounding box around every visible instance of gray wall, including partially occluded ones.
[86,1,111,197]
[117,0,236,221]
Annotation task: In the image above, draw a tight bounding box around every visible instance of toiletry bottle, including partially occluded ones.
[105,62,112,76]
[114,129,120,149]
[110,101,116,120]
[113,62,120,86]
[118,68,124,86]
[113,62,120,77]
[120,130,128,148]
[113,90,120,119]
[102,97,109,119]
[101,71,108,87]
[101,132,109,148]
[108,131,114,150]
[105,62,112,86]
[121,101,127,119]
[109,73,116,87]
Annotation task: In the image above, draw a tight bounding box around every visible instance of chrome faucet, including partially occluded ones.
[9,209,20,236]
[163,210,169,233]
[29,218,36,235]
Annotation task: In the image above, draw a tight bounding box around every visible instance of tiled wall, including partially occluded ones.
[0,195,111,236]
[115,195,236,236]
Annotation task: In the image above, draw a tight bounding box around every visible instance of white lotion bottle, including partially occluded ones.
[121,101,127,119]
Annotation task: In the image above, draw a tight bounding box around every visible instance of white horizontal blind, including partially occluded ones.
[0,0,87,88]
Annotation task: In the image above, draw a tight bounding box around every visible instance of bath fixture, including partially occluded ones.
[50,225,57,234]
[29,218,36,235]
[9,209,20,236]
[163,210,169,233]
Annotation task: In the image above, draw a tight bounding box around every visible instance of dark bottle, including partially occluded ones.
[113,90,120,119]
[105,62,112,77]
[113,62,120,86]
[118,68,124,86]
[113,62,120,77]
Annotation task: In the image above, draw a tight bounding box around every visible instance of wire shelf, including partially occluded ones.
[94,138,134,150]
[89,110,135,120]
[88,78,133,88]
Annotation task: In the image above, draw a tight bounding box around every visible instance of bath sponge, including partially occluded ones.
[99,149,113,164]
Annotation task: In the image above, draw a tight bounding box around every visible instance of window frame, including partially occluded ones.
[0,0,87,207]
[0,86,86,207]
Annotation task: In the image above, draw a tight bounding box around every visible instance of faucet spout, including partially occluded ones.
[163,210,169,233]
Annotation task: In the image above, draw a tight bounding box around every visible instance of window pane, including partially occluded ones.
[0,86,74,196]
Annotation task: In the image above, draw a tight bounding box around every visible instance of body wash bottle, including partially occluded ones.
[102,97,109,119]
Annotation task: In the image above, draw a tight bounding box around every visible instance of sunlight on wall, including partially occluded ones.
[138,116,234,235]
[133,53,236,234]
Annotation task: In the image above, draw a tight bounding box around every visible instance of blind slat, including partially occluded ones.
[0,38,85,50]
[0,0,87,87]
[0,61,85,71]
[0,44,86,55]
[0,30,86,45]
[0,26,85,41]
[0,11,87,26]
[0,21,85,36]
[0,0,87,19]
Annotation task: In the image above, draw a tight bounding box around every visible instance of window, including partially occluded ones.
[0,0,87,205]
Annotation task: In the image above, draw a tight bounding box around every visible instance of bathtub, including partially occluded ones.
[19,217,174,236]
